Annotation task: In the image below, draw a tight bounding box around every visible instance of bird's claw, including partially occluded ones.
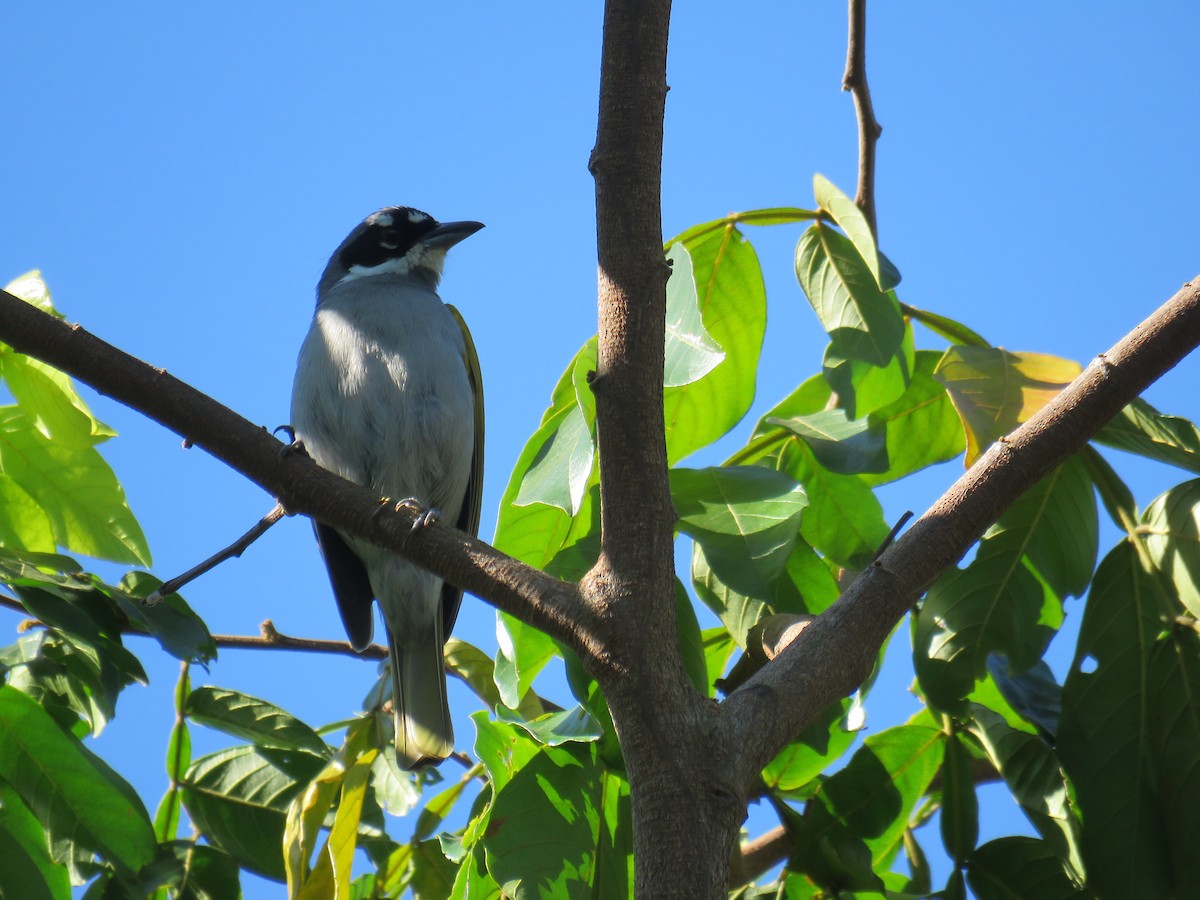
[396,497,441,533]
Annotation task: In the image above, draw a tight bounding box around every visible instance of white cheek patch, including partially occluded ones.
[336,243,447,285]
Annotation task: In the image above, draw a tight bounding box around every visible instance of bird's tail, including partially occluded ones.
[389,622,453,770]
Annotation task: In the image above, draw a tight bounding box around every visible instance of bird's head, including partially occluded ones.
[319,207,484,296]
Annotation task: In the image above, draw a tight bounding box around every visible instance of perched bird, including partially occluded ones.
[290,206,484,768]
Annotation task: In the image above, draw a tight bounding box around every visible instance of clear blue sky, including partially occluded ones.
[4,3,1199,896]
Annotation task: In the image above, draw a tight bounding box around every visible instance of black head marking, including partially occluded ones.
[338,207,438,272]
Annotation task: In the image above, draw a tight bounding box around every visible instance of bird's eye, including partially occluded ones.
[379,228,401,250]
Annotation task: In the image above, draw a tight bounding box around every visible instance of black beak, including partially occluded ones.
[424,220,485,249]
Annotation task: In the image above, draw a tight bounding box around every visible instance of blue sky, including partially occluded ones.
[4,2,1200,895]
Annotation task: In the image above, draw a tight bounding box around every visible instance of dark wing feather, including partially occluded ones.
[312,520,375,652]
[442,305,484,638]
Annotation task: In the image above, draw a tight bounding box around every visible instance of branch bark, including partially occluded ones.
[723,277,1200,791]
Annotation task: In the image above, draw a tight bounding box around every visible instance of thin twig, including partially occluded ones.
[145,503,287,605]
[842,0,882,237]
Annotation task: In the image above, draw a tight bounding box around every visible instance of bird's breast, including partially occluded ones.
[291,279,474,514]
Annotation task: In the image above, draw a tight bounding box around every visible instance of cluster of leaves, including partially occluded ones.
[2,160,1200,900]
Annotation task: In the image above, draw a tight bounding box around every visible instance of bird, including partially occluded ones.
[290,206,484,769]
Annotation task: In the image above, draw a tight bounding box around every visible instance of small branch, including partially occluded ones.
[842,0,882,237]
[212,620,388,659]
[730,825,789,886]
[146,503,286,605]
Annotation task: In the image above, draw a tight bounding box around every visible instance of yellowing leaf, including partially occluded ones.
[935,347,1081,465]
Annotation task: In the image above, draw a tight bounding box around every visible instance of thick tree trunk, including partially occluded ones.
[586,0,749,895]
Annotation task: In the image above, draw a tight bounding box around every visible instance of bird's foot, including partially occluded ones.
[274,426,308,459]
[396,497,441,532]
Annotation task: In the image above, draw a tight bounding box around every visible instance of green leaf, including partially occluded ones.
[986,655,1062,738]
[692,537,838,648]
[1140,478,1200,617]
[105,571,217,664]
[813,174,881,288]
[297,749,376,900]
[966,837,1088,899]
[1058,542,1192,897]
[181,744,327,881]
[494,611,557,711]
[0,781,71,900]
[672,466,808,597]
[902,304,989,348]
[484,742,631,900]
[765,408,888,475]
[799,724,945,873]
[967,704,1083,882]
[471,713,543,797]
[939,733,978,865]
[187,687,330,756]
[1,352,115,449]
[513,402,595,516]
[822,318,914,419]
[935,347,1080,466]
[862,350,966,486]
[915,544,1052,712]
[1081,446,1139,531]
[140,842,242,900]
[0,472,56,552]
[0,407,151,565]
[1095,397,1200,473]
[0,685,156,873]
[985,455,1098,599]
[663,242,725,387]
[497,705,603,746]
[776,439,889,569]
[664,222,767,464]
[796,221,905,368]
[4,271,60,317]
[761,698,857,796]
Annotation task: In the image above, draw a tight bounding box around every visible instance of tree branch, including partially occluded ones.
[842,0,881,236]
[0,289,602,667]
[724,277,1200,790]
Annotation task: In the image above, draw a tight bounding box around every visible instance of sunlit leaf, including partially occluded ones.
[484,742,631,899]
[672,466,807,597]
[800,724,945,871]
[862,350,966,486]
[765,408,888,475]
[796,221,905,368]
[0,407,151,565]
[0,685,156,874]
[663,242,724,387]
[181,744,327,881]
[935,347,1080,466]
[1095,397,1200,473]
[1140,478,1200,617]
[822,319,914,419]
[664,223,766,464]
[813,174,881,288]
[0,781,71,900]
[187,687,329,756]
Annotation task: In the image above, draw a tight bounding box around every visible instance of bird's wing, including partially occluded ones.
[442,304,484,637]
[312,520,376,652]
